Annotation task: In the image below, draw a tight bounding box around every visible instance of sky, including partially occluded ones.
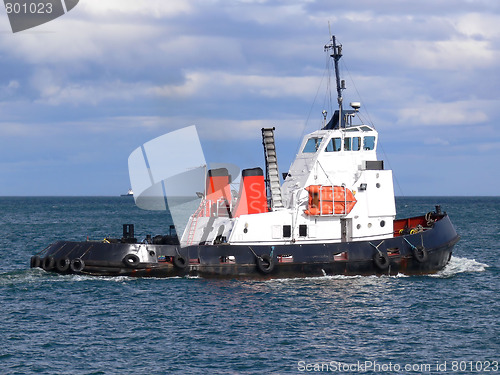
[0,0,499,196]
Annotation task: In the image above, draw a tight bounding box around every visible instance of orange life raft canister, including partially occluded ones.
[304,185,356,215]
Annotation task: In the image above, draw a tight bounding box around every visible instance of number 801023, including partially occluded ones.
[5,2,53,14]
[451,361,498,372]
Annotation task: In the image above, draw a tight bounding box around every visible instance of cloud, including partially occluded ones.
[31,72,153,105]
[455,12,500,39]
[0,19,161,65]
[397,99,489,126]
[477,142,500,152]
[0,121,41,136]
[152,71,320,100]
[404,39,495,71]
[0,80,20,98]
[345,34,496,73]
[26,66,322,106]
[423,137,450,146]
[79,0,193,19]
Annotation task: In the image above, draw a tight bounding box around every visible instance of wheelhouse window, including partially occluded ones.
[352,137,361,151]
[303,137,323,153]
[344,137,351,151]
[363,136,376,150]
[325,137,341,152]
[344,137,361,151]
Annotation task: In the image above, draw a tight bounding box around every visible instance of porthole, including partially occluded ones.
[380,220,386,227]
[356,224,361,230]
[368,223,372,228]
[376,183,381,188]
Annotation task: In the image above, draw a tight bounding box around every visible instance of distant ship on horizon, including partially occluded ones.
[121,188,133,197]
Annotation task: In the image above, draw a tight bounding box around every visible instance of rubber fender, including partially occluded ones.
[70,258,85,273]
[56,257,71,272]
[30,255,41,268]
[256,254,274,274]
[173,254,188,269]
[412,245,428,263]
[123,254,140,268]
[373,252,389,270]
[42,256,55,271]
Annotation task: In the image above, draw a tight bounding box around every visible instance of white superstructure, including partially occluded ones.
[180,36,396,247]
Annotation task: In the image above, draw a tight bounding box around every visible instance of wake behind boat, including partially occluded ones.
[31,35,459,278]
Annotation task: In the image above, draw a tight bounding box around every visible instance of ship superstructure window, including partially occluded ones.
[344,137,361,151]
[364,136,376,150]
[352,137,361,151]
[283,225,291,238]
[325,138,342,152]
[303,137,323,153]
[344,137,351,151]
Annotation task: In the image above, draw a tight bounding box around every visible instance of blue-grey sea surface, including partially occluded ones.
[0,196,498,374]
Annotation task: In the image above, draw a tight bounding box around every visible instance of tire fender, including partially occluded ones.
[70,258,85,273]
[56,257,71,272]
[173,254,188,269]
[373,252,389,270]
[30,255,41,269]
[412,245,428,263]
[42,256,55,271]
[256,254,274,274]
[123,254,140,268]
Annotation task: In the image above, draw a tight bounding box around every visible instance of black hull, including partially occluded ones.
[31,214,459,279]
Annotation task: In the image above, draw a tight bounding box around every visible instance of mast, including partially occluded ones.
[324,35,344,125]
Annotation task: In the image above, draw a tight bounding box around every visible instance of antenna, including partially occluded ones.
[324,35,344,111]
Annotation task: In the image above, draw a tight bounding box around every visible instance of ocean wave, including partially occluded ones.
[431,255,489,278]
[265,273,414,284]
[1,255,488,286]
[0,268,47,286]
[267,274,366,283]
[0,269,138,285]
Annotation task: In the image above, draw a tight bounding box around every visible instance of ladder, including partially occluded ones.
[261,127,284,210]
[186,203,205,245]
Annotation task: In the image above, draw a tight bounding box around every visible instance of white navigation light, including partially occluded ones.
[350,102,361,111]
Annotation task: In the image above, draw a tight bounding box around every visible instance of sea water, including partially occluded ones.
[0,196,498,374]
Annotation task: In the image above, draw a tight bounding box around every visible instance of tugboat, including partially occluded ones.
[30,35,459,278]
